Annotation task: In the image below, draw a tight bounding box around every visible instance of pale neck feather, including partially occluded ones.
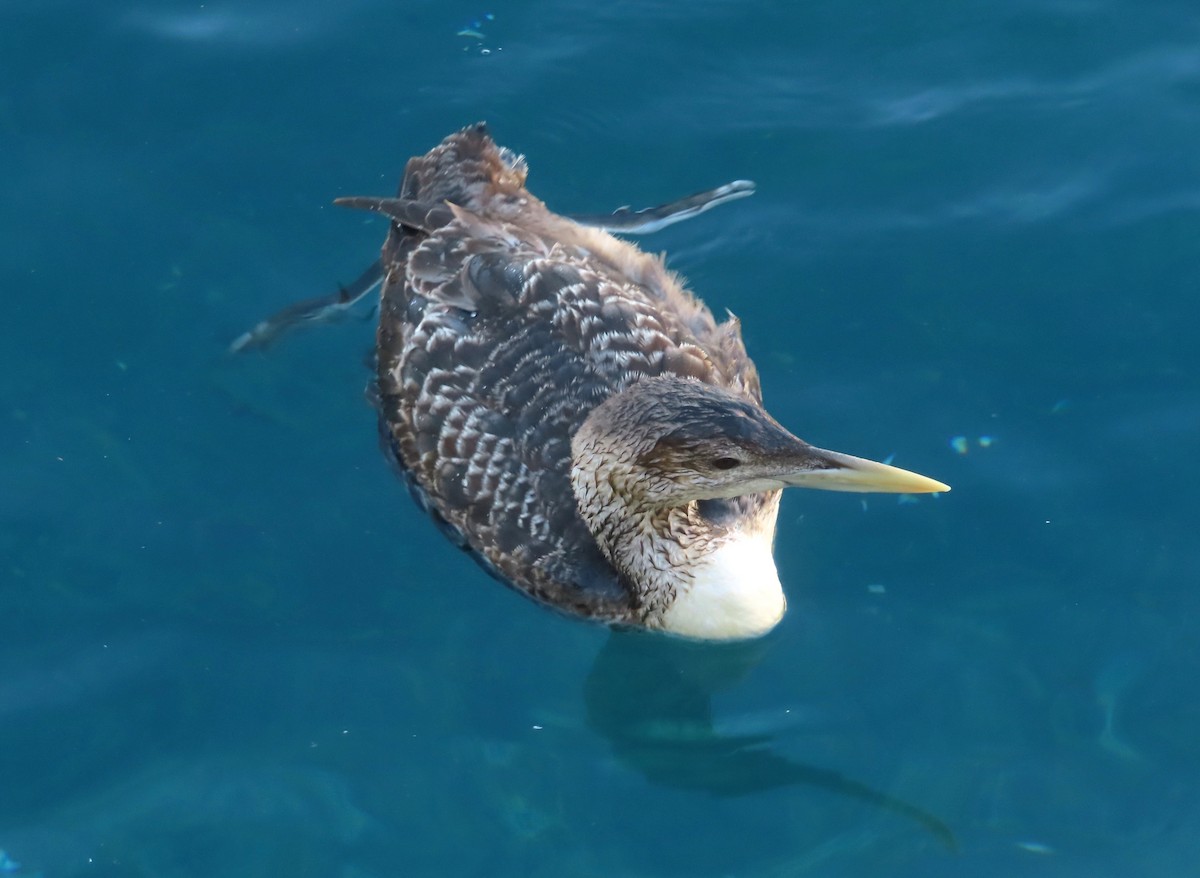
[658,501,785,640]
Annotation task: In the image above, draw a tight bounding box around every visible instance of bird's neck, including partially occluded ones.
[570,460,786,640]
[659,499,786,640]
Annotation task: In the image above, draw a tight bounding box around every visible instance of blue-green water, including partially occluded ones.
[3,2,1198,875]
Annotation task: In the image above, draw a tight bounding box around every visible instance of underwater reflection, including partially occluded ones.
[583,630,957,850]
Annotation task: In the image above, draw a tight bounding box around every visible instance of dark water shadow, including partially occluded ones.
[583,629,957,851]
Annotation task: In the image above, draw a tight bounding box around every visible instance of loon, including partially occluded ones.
[268,124,948,640]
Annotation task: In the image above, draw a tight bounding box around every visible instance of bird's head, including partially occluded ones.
[570,376,948,512]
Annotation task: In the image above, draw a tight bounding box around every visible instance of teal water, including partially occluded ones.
[3,2,1198,875]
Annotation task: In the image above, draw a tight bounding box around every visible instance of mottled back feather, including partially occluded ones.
[371,123,760,623]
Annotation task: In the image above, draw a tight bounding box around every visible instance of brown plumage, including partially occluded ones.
[331,123,947,640]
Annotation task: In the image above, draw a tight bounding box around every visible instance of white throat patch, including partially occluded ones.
[660,526,786,640]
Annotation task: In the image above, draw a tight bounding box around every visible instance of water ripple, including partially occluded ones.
[118,1,370,48]
[866,43,1200,127]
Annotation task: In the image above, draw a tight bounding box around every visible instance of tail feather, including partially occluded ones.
[396,122,528,209]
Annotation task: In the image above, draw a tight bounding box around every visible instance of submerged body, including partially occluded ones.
[336,124,946,640]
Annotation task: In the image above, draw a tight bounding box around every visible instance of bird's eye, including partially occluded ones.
[712,456,741,470]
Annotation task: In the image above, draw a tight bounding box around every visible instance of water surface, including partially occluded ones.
[2,2,1198,875]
